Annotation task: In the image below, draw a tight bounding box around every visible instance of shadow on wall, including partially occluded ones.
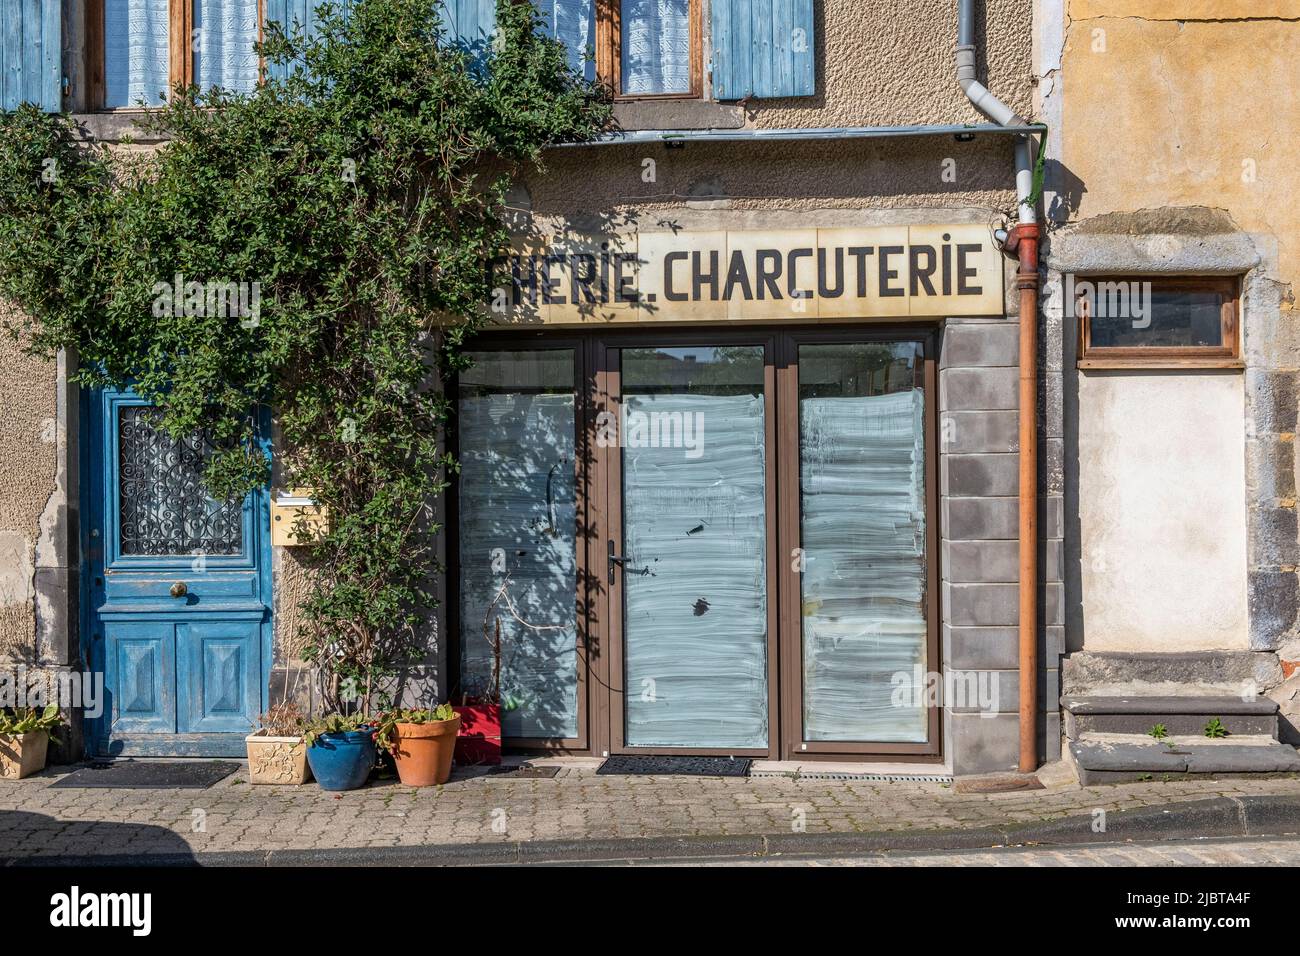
[1043,156,1088,655]
[1045,159,1087,224]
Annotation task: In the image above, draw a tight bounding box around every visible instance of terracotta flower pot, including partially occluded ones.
[245,731,312,785]
[391,715,461,787]
[0,731,49,780]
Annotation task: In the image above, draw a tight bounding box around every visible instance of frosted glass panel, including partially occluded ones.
[458,350,579,739]
[621,346,768,749]
[536,0,596,82]
[194,0,261,94]
[620,0,691,95]
[105,0,171,108]
[799,343,929,743]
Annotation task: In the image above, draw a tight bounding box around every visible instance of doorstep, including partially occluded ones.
[749,760,953,780]
[502,755,956,780]
[502,755,604,770]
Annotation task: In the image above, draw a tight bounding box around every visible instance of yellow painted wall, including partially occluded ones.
[1063,1,1300,287]
[1061,1,1300,653]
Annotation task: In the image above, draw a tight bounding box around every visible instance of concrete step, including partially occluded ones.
[1069,732,1300,786]
[1061,651,1281,698]
[1062,695,1279,740]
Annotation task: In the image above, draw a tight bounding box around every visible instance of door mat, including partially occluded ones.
[51,760,240,790]
[597,756,752,778]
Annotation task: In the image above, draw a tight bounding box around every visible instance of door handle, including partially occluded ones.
[170,581,188,598]
[607,540,626,585]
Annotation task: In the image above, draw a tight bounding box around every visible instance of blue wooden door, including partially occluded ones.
[84,388,273,757]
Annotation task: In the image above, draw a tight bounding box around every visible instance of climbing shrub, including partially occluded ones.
[0,0,610,712]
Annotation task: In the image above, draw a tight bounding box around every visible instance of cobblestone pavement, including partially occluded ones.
[2,761,1299,861]
[682,837,1300,866]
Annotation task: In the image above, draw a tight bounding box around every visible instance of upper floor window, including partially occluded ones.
[76,0,813,113]
[531,0,701,100]
[534,0,597,83]
[465,1,813,102]
[615,0,699,98]
[95,0,261,109]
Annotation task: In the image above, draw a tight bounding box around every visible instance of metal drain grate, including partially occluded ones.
[485,765,561,779]
[750,771,953,783]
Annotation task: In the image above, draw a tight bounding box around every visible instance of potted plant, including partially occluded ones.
[303,713,377,791]
[374,704,460,787]
[0,705,62,779]
[455,615,505,766]
[456,575,567,765]
[246,701,312,785]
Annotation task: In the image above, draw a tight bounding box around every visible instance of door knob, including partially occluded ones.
[170,581,188,598]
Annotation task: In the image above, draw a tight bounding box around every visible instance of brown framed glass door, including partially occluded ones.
[452,340,591,751]
[776,331,941,758]
[598,334,779,756]
[454,326,940,761]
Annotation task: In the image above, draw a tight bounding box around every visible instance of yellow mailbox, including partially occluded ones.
[270,488,329,546]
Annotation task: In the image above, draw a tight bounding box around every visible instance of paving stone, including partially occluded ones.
[1,763,1300,861]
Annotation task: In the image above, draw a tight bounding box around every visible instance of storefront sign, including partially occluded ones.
[487,225,1006,323]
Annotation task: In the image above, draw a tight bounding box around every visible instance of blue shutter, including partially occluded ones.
[712,0,813,100]
[441,0,498,48]
[265,0,316,81]
[1,0,61,111]
[264,1,355,81]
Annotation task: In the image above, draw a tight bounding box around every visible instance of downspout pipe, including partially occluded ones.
[956,0,1041,774]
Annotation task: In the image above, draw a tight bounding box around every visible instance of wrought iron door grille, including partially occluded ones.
[117,406,244,557]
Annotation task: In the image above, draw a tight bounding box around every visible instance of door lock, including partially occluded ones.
[170,581,188,598]
[607,540,626,585]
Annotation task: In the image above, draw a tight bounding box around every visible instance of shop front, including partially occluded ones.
[452,225,1006,762]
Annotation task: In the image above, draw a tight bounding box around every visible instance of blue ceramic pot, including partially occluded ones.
[306,728,376,791]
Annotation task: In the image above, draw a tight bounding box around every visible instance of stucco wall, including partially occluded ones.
[1056,1,1300,659]
[752,0,1033,128]
[1061,1,1300,287]
[1076,371,1250,651]
[532,0,1033,216]
[0,308,58,661]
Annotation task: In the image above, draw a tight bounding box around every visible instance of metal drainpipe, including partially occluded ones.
[956,0,1041,774]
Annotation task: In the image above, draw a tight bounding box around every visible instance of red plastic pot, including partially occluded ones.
[452,702,502,765]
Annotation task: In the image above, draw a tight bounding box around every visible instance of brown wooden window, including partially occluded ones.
[87,0,264,110]
[1076,276,1241,369]
[595,0,703,100]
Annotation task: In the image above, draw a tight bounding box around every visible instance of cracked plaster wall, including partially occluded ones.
[1052,1,1300,662]
[0,307,59,662]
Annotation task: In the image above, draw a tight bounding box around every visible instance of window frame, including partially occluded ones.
[86,0,267,111]
[597,0,703,102]
[1076,275,1242,370]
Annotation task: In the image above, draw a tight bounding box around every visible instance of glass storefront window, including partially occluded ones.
[797,342,929,743]
[457,349,580,740]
